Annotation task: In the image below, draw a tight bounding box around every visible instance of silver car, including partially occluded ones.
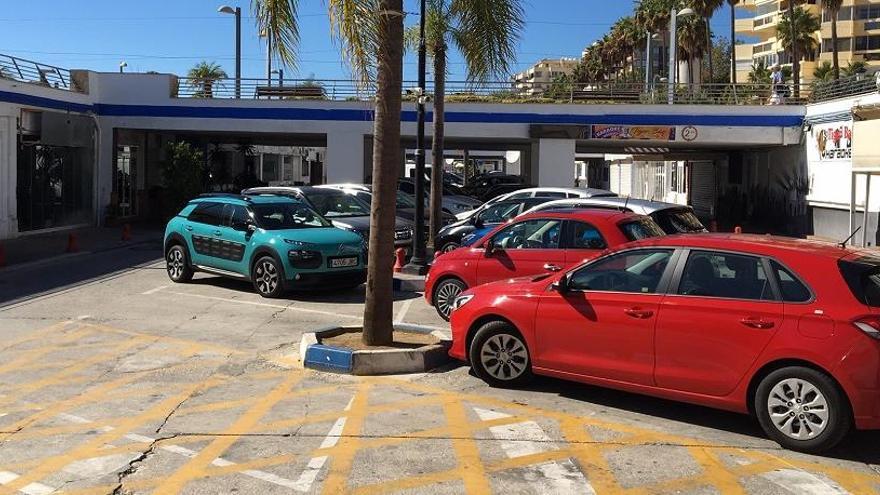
[456,187,617,220]
[520,197,706,234]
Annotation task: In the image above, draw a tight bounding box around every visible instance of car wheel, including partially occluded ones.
[439,242,459,254]
[166,245,193,283]
[433,277,466,321]
[252,256,286,298]
[755,366,852,453]
[468,321,532,387]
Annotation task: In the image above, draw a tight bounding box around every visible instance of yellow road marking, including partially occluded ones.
[320,382,371,495]
[441,394,492,493]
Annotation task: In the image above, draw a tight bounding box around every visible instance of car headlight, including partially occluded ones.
[284,239,316,248]
[451,294,474,311]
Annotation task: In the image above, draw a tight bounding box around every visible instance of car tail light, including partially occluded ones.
[853,316,880,340]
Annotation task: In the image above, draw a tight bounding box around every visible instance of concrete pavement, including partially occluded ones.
[0,245,878,494]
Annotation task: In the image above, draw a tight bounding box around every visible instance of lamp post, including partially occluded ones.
[119,61,127,73]
[404,0,428,274]
[667,6,695,104]
[218,5,241,99]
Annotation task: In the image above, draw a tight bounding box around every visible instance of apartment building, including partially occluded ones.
[511,58,579,95]
[736,0,880,83]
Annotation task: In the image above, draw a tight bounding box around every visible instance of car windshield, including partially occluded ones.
[305,190,370,218]
[252,203,331,230]
[655,209,705,233]
[619,218,666,241]
[355,190,416,209]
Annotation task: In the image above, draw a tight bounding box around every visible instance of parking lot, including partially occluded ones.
[0,241,879,494]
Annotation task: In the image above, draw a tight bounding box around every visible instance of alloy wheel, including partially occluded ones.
[255,260,279,295]
[767,378,830,440]
[435,281,463,319]
[167,248,184,280]
[479,334,529,381]
[441,243,458,253]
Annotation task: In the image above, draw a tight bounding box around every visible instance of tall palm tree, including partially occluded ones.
[676,14,709,84]
[187,61,227,98]
[822,0,843,80]
[252,0,300,69]
[727,0,738,84]
[691,0,724,83]
[408,0,524,249]
[778,5,820,96]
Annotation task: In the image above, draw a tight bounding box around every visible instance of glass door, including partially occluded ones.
[115,146,137,217]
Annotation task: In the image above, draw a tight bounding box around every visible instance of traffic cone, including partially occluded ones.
[66,233,79,253]
[0,243,6,267]
[393,248,406,273]
[121,223,132,241]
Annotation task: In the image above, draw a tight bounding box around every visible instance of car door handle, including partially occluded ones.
[624,307,654,319]
[185,225,193,231]
[543,263,562,272]
[740,318,775,329]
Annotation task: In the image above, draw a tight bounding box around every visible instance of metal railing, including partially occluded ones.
[174,77,810,105]
[0,53,74,91]
[807,74,878,102]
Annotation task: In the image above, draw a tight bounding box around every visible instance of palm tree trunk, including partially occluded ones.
[429,45,446,251]
[363,0,403,346]
[788,1,800,98]
[730,2,737,84]
[831,9,840,80]
[705,20,714,83]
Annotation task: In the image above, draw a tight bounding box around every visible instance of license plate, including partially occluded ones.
[329,256,358,268]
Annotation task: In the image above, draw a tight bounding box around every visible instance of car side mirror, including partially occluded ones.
[485,239,502,255]
[550,274,569,293]
[246,222,257,233]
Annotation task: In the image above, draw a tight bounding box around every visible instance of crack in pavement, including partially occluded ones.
[111,433,178,495]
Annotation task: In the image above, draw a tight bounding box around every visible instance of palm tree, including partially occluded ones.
[187,61,227,98]
[822,0,843,80]
[251,0,300,69]
[813,60,834,81]
[842,60,867,77]
[727,0,739,84]
[676,13,709,84]
[748,60,770,83]
[691,0,724,84]
[406,0,524,250]
[778,2,817,97]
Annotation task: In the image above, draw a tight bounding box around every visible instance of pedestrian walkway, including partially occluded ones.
[0,320,877,494]
[0,225,162,269]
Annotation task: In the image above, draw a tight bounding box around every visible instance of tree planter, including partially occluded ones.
[301,325,451,375]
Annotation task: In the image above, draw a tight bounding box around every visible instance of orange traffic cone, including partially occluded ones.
[66,233,79,253]
[0,243,6,267]
[121,223,132,241]
[393,248,406,273]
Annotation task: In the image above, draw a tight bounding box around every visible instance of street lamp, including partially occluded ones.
[668,6,695,104]
[218,5,241,99]
[259,30,273,89]
[403,0,429,274]
[119,61,127,73]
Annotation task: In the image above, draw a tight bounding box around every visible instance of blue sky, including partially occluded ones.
[0,1,733,81]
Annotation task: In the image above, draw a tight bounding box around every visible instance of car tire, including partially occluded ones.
[438,242,460,254]
[166,244,193,283]
[468,321,533,388]
[432,277,467,321]
[754,366,852,453]
[251,255,286,298]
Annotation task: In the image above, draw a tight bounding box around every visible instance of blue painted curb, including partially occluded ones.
[303,344,353,373]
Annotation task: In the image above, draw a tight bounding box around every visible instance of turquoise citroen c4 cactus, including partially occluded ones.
[164,194,367,298]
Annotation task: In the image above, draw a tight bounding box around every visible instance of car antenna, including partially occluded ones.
[839,226,862,248]
[623,195,630,211]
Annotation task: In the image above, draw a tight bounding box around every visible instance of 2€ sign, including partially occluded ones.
[681,126,698,142]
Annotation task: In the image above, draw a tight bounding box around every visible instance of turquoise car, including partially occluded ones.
[164,194,366,297]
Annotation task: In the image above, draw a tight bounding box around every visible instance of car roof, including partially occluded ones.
[625,233,858,260]
[530,197,691,215]
[191,194,296,206]
[318,183,370,192]
[515,208,644,224]
[506,186,617,197]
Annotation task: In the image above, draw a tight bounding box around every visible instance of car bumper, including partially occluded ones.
[447,303,472,362]
[284,268,367,290]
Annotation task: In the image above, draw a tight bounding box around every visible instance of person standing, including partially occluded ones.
[770,64,785,105]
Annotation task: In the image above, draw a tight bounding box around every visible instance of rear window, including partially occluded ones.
[652,209,706,234]
[839,255,880,307]
[620,218,666,241]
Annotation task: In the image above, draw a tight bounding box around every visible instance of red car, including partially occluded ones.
[425,209,665,320]
[447,234,880,453]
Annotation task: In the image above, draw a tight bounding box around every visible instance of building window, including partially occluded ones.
[824,6,852,22]
[261,154,280,182]
[822,37,852,52]
[856,5,880,20]
[17,144,94,232]
[301,156,310,177]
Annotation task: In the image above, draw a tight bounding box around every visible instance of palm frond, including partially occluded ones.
[252,0,300,69]
[449,0,525,82]
[327,0,381,86]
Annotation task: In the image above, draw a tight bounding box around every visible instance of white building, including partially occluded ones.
[512,58,580,96]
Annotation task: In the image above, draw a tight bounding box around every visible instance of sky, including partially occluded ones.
[0,0,734,81]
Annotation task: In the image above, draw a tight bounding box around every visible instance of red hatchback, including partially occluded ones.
[425,209,665,320]
[447,234,880,453]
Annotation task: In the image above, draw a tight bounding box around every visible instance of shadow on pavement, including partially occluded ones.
[188,276,421,302]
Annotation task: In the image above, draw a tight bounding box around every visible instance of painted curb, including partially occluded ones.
[392,275,425,292]
[301,324,451,376]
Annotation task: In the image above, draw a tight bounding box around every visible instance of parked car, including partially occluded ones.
[435,197,557,253]
[456,187,617,220]
[398,178,483,215]
[521,197,707,234]
[164,194,366,297]
[243,186,415,249]
[426,209,665,319]
[317,184,456,226]
[447,233,880,453]
[461,173,525,199]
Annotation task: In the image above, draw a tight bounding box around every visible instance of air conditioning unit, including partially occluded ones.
[19,109,41,142]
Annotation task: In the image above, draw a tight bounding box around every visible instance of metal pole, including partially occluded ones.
[266,35,272,88]
[235,7,241,99]
[645,31,652,90]
[405,0,428,273]
[668,8,676,105]
[278,69,283,86]
[863,174,871,247]
[850,172,857,245]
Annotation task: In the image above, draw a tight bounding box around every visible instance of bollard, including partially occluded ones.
[66,233,79,253]
[121,223,132,241]
[393,248,406,273]
[734,226,742,234]
[709,220,718,233]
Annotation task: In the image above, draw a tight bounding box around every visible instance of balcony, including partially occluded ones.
[0,53,81,92]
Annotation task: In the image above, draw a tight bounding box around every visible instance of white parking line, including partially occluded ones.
[473,407,595,494]
[761,469,850,495]
[394,299,414,324]
[140,285,167,295]
[162,291,361,320]
[0,471,54,495]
